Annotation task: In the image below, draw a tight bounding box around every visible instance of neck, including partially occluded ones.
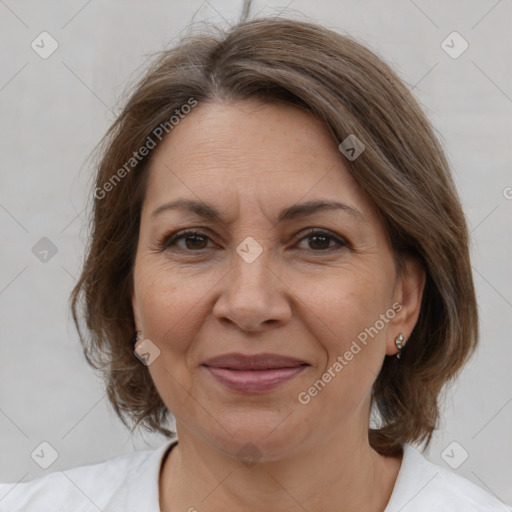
[159,423,402,512]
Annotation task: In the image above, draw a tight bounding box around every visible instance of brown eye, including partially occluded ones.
[159,230,213,251]
[180,233,209,250]
[307,234,332,250]
[296,229,349,252]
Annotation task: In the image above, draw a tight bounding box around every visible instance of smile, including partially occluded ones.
[202,366,308,393]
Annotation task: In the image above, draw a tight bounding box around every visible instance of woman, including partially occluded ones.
[1,15,510,512]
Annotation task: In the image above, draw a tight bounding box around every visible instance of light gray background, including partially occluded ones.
[1,0,511,506]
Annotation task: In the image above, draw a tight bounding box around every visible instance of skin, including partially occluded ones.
[131,99,425,512]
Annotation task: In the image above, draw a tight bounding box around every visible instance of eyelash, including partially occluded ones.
[157,228,350,254]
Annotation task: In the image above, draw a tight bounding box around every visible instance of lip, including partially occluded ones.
[202,352,308,370]
[201,353,309,393]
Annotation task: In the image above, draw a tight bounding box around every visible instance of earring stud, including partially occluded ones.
[395,333,406,359]
[132,331,143,346]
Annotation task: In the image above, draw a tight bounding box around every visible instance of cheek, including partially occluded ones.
[317,264,394,338]
[134,260,219,353]
[310,263,395,389]
[134,264,213,411]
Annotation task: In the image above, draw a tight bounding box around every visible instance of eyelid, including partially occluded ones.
[293,227,349,244]
[294,229,352,252]
[157,226,352,253]
[156,228,212,252]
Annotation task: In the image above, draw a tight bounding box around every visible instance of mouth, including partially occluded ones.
[201,353,310,393]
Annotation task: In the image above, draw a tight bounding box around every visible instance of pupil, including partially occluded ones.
[311,235,329,249]
[187,235,205,249]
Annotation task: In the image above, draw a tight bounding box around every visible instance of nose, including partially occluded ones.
[212,245,293,332]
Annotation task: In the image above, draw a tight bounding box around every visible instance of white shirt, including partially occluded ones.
[0,438,510,511]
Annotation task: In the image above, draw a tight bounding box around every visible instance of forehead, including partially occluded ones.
[143,100,376,224]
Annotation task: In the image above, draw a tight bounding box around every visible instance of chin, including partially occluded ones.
[197,412,311,463]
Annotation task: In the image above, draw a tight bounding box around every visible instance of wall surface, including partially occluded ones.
[1,0,511,506]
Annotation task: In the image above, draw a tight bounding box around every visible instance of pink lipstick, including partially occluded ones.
[201,353,309,393]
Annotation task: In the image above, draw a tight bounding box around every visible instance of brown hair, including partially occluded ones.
[70,16,478,456]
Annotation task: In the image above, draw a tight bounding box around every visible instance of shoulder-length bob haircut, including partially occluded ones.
[71,16,478,456]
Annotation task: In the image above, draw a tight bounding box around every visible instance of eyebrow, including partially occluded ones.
[151,198,366,224]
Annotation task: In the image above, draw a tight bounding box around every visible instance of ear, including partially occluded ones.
[131,289,143,333]
[386,256,426,356]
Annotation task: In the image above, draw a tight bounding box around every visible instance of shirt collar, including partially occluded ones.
[125,440,431,512]
[383,443,440,511]
[104,437,178,512]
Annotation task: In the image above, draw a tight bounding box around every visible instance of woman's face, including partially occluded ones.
[132,99,423,460]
